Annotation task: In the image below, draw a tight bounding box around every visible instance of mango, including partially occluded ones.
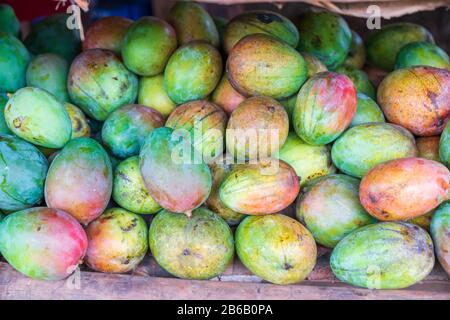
[0,134,48,211]
[149,207,234,280]
[302,52,327,78]
[167,2,219,47]
[377,66,450,136]
[139,127,212,216]
[122,17,177,76]
[236,214,316,285]
[293,72,357,145]
[408,211,434,231]
[45,137,113,225]
[349,93,385,127]
[64,103,91,139]
[366,23,434,71]
[0,94,11,134]
[331,222,434,289]
[335,64,376,99]
[164,41,222,105]
[113,156,161,214]
[344,30,365,69]
[430,202,450,275]
[416,136,441,162]
[295,11,352,69]
[332,123,418,178]
[85,208,148,273]
[0,207,87,280]
[138,74,176,117]
[102,104,164,159]
[0,32,30,92]
[278,94,296,124]
[296,174,375,247]
[360,158,450,221]
[211,74,246,115]
[68,49,138,121]
[4,87,72,148]
[227,33,307,99]
[0,4,19,36]
[440,121,450,167]
[395,41,450,70]
[213,16,228,45]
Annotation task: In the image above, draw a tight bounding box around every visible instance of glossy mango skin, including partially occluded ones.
[68,49,138,121]
[296,174,375,248]
[167,2,219,47]
[430,202,450,275]
[113,156,161,214]
[416,136,441,162]
[366,23,434,71]
[293,72,357,145]
[122,17,177,76]
[331,222,434,289]
[335,64,375,99]
[166,101,227,163]
[344,30,366,69]
[24,14,81,62]
[0,32,31,92]
[4,87,72,148]
[64,103,91,139]
[164,41,222,105]
[332,123,418,178]
[219,160,300,215]
[139,127,212,215]
[149,207,234,280]
[295,11,352,69]
[277,132,336,186]
[26,53,69,103]
[302,52,327,78]
[102,104,164,159]
[0,207,88,280]
[439,120,450,167]
[395,41,450,71]
[0,134,48,211]
[0,4,20,36]
[0,94,11,134]
[85,208,148,273]
[226,96,289,160]
[360,158,450,221]
[349,93,385,127]
[377,66,450,136]
[227,34,307,99]
[211,74,246,115]
[45,137,113,225]
[83,16,133,55]
[138,74,176,118]
[236,214,316,285]
[223,10,299,53]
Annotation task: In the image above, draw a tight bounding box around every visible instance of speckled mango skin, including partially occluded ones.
[211,74,246,115]
[377,66,450,136]
[4,87,72,148]
[166,100,227,163]
[302,52,327,78]
[102,104,164,159]
[416,136,441,162]
[0,32,31,92]
[83,16,133,55]
[440,121,450,167]
[165,41,222,105]
[139,127,212,215]
[167,2,219,47]
[360,158,450,221]
[227,34,307,99]
[149,207,234,280]
[335,64,375,99]
[226,96,289,160]
[236,214,316,285]
[0,4,20,36]
[349,93,385,127]
[219,160,299,215]
[344,30,365,69]
[331,123,418,178]
[0,207,88,280]
[122,17,177,76]
[45,137,113,225]
[293,72,357,145]
[64,103,91,139]
[366,23,434,71]
[85,208,148,273]
[295,11,352,70]
[430,202,450,275]
[113,156,161,215]
[68,49,138,121]
[395,42,450,71]
[138,74,176,118]
[0,134,48,211]
[223,10,299,53]
[278,132,336,186]
[331,222,434,289]
[296,174,375,248]
[0,94,11,134]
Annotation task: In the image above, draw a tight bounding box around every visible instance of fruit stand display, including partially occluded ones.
[0,0,450,300]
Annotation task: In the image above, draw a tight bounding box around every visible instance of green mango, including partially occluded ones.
[440,121,450,167]
[0,94,11,134]
[395,41,450,71]
[349,93,385,128]
[213,16,228,45]
[430,202,450,275]
[331,222,435,289]
[295,11,352,69]
[366,23,434,71]
[4,87,71,148]
[0,4,20,36]
[26,53,70,103]
[335,64,376,99]
[138,74,176,118]
[344,30,365,69]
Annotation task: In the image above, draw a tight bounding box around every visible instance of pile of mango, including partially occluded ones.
[0,2,449,290]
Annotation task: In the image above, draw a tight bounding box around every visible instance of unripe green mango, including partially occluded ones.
[395,41,450,71]
[335,64,376,99]
[138,74,176,118]
[440,121,450,168]
[349,93,385,128]
[0,4,20,36]
[344,30,366,69]
[0,94,11,134]
[430,202,450,276]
